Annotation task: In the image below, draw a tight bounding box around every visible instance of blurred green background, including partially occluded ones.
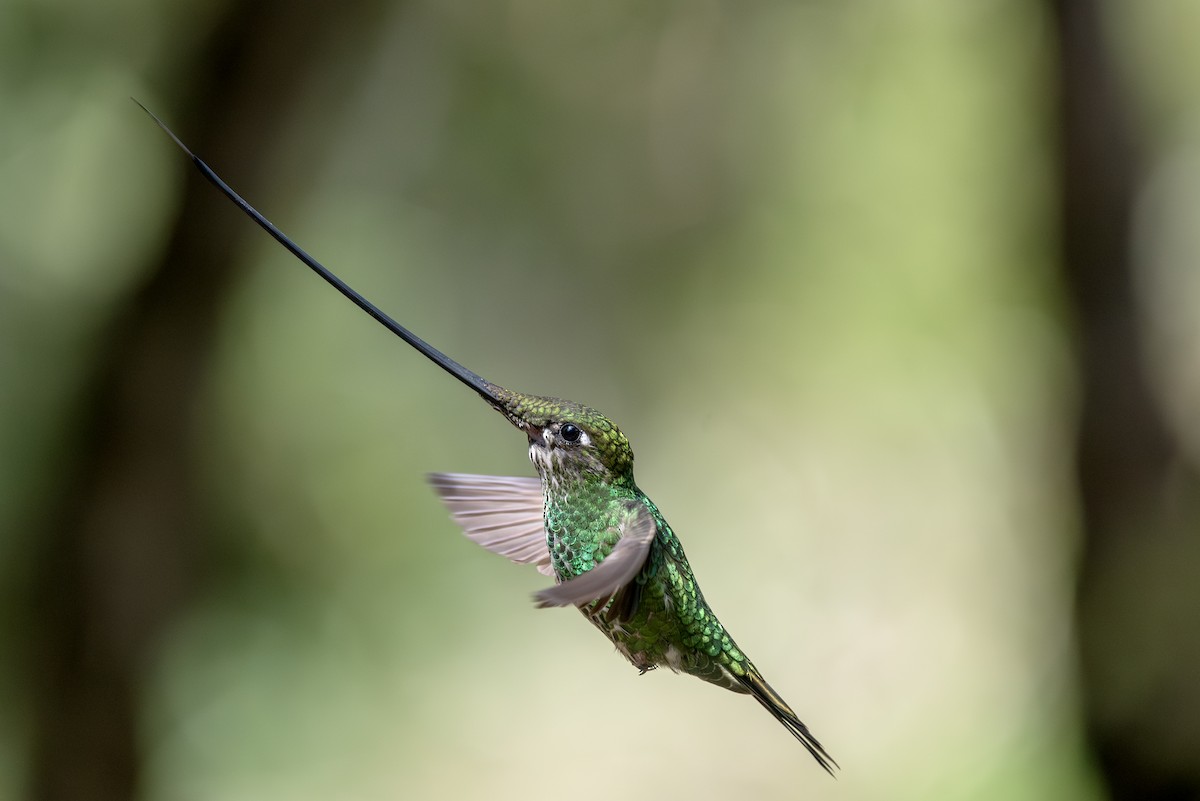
[2,1,1199,799]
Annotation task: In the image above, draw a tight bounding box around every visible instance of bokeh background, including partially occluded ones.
[2,1,1199,799]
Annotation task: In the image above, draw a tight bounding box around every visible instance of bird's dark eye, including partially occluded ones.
[560,423,582,443]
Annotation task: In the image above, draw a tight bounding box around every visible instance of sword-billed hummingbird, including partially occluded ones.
[139,102,836,775]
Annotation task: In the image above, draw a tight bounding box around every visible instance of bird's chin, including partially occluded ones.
[527,441,553,474]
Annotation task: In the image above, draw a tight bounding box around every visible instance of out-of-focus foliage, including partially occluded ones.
[2,1,1197,799]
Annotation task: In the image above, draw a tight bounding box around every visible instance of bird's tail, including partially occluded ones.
[737,665,838,776]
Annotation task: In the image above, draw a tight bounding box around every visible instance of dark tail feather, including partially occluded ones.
[737,666,838,776]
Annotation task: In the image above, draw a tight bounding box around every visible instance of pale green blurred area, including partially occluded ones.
[3,0,1200,799]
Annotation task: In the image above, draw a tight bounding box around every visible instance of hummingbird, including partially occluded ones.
[139,102,837,775]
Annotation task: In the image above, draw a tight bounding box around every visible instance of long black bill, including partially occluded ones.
[136,100,503,407]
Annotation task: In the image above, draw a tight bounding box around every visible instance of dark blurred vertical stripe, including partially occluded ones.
[1050,1,1200,798]
[23,3,386,799]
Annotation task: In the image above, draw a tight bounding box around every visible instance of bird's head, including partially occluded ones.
[485,385,635,486]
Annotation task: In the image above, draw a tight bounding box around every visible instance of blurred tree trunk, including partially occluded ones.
[1050,1,1200,798]
[24,4,384,800]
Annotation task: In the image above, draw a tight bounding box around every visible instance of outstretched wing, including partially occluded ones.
[427,472,553,577]
[533,500,657,609]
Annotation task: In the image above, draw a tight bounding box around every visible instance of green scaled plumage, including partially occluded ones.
[141,103,837,776]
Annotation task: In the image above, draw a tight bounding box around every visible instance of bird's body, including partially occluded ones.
[141,103,836,775]
[555,485,746,691]
[544,437,743,687]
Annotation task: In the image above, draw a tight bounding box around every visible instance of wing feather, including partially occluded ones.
[428,473,553,576]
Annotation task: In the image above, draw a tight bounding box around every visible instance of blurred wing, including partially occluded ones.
[428,472,553,577]
[533,501,657,608]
